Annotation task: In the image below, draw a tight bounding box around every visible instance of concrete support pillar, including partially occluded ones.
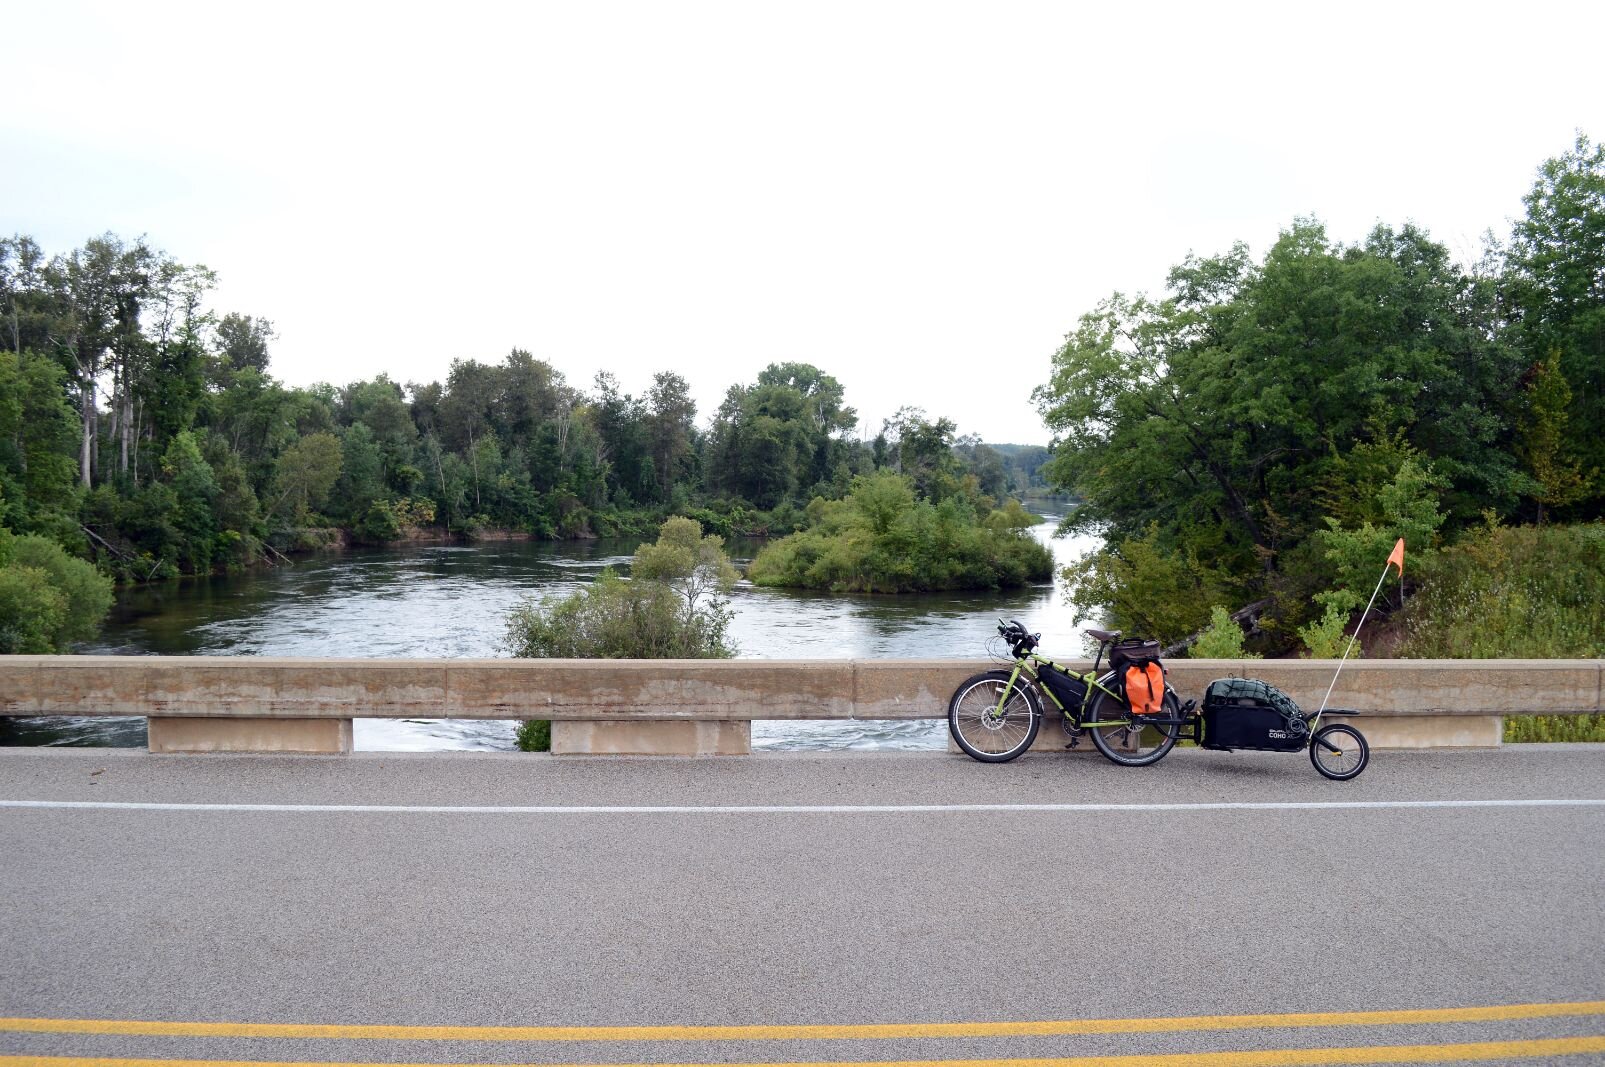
[148,717,353,754]
[550,719,751,755]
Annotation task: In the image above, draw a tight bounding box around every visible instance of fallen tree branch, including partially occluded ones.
[1162,597,1275,658]
[79,524,133,562]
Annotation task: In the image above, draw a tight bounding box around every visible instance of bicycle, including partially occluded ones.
[947,619,1192,766]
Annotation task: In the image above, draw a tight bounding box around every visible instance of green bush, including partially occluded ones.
[0,529,114,651]
[1191,606,1259,658]
[515,719,552,752]
[747,473,1052,593]
[0,565,67,653]
[506,517,737,749]
[1299,602,1358,658]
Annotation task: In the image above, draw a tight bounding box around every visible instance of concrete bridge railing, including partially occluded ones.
[2,656,1601,755]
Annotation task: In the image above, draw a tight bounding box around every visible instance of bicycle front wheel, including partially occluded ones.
[1086,684,1182,767]
[948,671,1041,763]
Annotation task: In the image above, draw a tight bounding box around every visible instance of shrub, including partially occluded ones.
[0,529,114,650]
[1394,522,1604,658]
[1299,601,1357,658]
[1191,606,1259,658]
[515,719,552,753]
[747,473,1052,593]
[0,565,66,653]
[505,517,737,749]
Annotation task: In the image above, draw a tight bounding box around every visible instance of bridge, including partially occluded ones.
[4,656,1604,1065]
[2,656,1601,753]
[2,743,1603,1065]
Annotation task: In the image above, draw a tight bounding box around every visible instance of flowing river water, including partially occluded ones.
[6,502,1099,751]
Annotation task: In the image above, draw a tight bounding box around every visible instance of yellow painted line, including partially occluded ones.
[5,1035,1605,1065]
[3,1001,1605,1042]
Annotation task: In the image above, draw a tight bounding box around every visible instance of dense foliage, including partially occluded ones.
[0,232,1042,646]
[1036,134,1604,651]
[747,472,1053,592]
[1391,522,1604,660]
[505,517,738,751]
[0,526,113,653]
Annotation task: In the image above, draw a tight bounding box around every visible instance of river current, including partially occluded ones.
[9,503,1098,751]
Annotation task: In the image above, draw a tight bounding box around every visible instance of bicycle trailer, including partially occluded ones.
[1199,677,1312,753]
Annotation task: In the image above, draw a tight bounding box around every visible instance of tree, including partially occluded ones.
[160,431,218,572]
[1035,218,1527,636]
[0,350,79,532]
[645,372,696,498]
[268,432,343,524]
[214,313,275,374]
[631,515,738,613]
[1505,132,1605,475]
[1518,353,1597,523]
[503,517,737,684]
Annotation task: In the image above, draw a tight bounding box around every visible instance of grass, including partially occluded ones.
[1504,714,1605,743]
[1390,522,1604,744]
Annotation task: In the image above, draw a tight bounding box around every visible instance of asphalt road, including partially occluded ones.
[3,745,1604,1066]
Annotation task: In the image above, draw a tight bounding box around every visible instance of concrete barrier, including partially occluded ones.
[1,656,1599,755]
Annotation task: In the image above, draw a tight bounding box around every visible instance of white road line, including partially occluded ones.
[2,798,1604,814]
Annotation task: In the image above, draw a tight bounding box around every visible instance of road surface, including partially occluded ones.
[3,744,1603,1066]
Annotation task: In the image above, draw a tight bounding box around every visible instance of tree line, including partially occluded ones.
[1035,133,1604,652]
[0,242,1050,602]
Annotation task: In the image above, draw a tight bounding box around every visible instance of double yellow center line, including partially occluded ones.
[4,1000,1604,1043]
[4,1001,1604,1066]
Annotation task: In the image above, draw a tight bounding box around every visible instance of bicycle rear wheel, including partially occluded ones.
[948,671,1041,763]
[1086,684,1182,767]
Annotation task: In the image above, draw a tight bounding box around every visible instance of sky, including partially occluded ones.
[4,0,1603,445]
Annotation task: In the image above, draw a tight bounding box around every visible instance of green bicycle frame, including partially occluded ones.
[994,652,1125,727]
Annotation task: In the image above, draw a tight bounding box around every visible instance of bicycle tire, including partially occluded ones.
[1086,682,1182,767]
[948,670,1042,763]
[1310,723,1370,780]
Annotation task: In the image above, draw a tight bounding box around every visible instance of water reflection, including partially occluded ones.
[9,501,1096,751]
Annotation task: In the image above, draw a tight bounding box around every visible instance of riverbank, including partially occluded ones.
[20,510,1087,752]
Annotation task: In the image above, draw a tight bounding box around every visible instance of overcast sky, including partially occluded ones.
[4,1,1602,444]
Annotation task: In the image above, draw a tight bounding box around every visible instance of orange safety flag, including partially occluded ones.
[1387,538,1405,576]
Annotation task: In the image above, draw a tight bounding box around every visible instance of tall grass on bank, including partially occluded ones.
[1392,523,1605,743]
[1395,523,1604,659]
[1505,715,1605,743]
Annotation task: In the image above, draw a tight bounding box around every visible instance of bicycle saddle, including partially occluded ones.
[1083,627,1122,642]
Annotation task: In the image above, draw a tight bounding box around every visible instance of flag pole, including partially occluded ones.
[1312,539,1405,732]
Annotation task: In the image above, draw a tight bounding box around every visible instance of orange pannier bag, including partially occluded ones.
[1124,662,1166,716]
[1110,637,1166,716]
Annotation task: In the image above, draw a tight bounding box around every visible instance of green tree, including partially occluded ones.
[1066,524,1232,648]
[631,515,738,613]
[1505,133,1605,477]
[645,372,696,499]
[214,312,274,374]
[267,432,343,524]
[1518,353,1597,523]
[161,431,218,572]
[0,350,79,534]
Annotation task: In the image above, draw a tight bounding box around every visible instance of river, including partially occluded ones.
[4,503,1099,751]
